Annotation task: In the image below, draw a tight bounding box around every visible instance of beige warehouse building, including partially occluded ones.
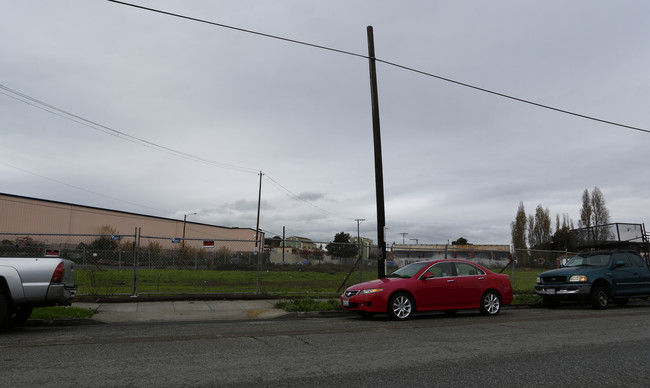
[0,192,261,253]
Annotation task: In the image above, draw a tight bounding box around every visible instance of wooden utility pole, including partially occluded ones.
[255,171,263,294]
[367,26,387,278]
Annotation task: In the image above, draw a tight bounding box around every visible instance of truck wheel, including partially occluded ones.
[590,285,609,309]
[0,295,9,327]
[8,306,33,327]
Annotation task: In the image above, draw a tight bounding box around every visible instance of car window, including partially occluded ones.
[612,252,633,267]
[628,253,646,268]
[456,262,485,276]
[424,262,455,278]
[387,262,430,278]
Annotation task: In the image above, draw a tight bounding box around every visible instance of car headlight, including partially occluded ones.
[569,275,588,282]
[536,276,541,284]
[359,288,384,295]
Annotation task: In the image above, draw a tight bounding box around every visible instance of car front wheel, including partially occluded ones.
[388,293,414,320]
[590,285,609,309]
[479,291,501,316]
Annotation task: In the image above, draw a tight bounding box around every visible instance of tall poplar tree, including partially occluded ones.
[528,204,552,249]
[510,201,527,250]
[590,186,610,227]
[579,189,592,228]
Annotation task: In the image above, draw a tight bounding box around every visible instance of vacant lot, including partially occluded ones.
[77,267,540,297]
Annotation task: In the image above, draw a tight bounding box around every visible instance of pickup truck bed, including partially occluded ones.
[0,257,77,327]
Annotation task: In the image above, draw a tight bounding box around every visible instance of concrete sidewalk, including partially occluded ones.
[73,300,292,323]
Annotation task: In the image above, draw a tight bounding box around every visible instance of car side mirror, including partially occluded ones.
[423,274,435,280]
[614,260,625,268]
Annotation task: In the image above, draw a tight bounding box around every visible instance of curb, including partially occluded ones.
[23,318,102,327]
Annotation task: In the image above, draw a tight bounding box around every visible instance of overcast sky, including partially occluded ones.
[1,1,649,245]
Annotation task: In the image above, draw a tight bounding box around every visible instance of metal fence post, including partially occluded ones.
[132,227,140,297]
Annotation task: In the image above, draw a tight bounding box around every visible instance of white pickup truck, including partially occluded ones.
[0,256,77,327]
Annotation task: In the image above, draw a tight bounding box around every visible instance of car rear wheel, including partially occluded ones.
[0,295,9,328]
[590,285,609,309]
[388,293,414,320]
[479,291,501,316]
[8,306,33,327]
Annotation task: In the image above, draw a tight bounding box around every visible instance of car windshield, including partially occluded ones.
[386,262,430,278]
[564,254,610,267]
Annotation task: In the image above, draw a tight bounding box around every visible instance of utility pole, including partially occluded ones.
[355,218,365,282]
[367,26,387,278]
[255,171,263,294]
[400,233,409,244]
[182,212,197,250]
[282,226,286,265]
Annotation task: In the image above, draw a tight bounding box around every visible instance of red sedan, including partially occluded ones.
[341,259,513,320]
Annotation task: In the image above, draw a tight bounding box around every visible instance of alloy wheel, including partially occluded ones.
[391,294,413,320]
[480,292,501,316]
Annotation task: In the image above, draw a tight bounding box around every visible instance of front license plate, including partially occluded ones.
[546,288,555,294]
[342,299,350,307]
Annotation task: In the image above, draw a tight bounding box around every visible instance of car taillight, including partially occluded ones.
[51,262,65,283]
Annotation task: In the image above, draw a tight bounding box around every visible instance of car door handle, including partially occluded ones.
[447,279,455,283]
[477,277,485,280]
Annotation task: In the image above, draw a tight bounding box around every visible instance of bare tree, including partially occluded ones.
[577,187,612,242]
[511,201,527,250]
[590,186,611,241]
[590,186,610,226]
[552,213,574,250]
[579,189,592,228]
[528,204,552,249]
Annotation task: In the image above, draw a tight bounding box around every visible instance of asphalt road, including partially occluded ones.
[2,303,650,387]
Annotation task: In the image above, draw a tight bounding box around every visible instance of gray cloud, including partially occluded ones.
[1,1,649,246]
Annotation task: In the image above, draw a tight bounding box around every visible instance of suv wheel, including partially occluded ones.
[590,285,609,309]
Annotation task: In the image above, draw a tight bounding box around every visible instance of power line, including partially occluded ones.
[375,59,650,135]
[106,0,366,60]
[106,0,650,135]
[0,84,260,174]
[1,84,351,222]
[0,160,171,215]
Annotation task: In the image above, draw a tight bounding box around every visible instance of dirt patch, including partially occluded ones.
[247,309,266,318]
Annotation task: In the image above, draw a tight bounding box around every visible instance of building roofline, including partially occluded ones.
[0,192,256,232]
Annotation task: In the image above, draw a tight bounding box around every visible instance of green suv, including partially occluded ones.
[535,250,650,309]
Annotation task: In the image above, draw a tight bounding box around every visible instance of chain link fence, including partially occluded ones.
[0,232,366,297]
[3,232,595,298]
